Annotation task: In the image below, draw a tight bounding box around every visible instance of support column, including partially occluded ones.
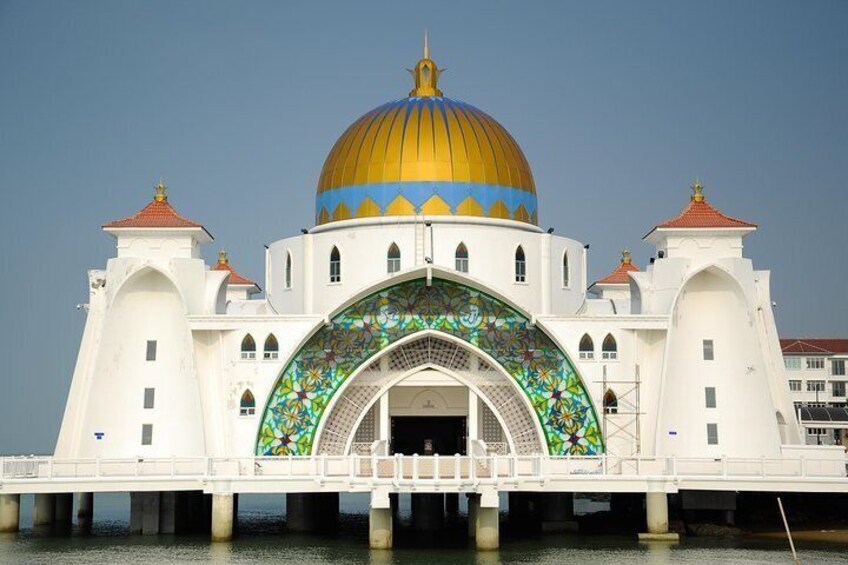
[476,490,499,551]
[638,492,679,542]
[379,393,390,443]
[467,389,479,454]
[33,494,55,527]
[76,492,93,530]
[467,494,479,538]
[130,492,143,534]
[160,492,177,534]
[54,493,73,530]
[141,492,161,535]
[369,490,392,550]
[211,494,234,542]
[540,493,577,533]
[0,494,20,533]
[411,493,444,532]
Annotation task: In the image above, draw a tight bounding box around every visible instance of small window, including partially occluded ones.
[832,381,846,397]
[789,380,802,392]
[240,390,256,416]
[141,424,153,446]
[241,334,256,360]
[601,334,617,360]
[146,340,157,361]
[784,357,802,371]
[806,427,826,436]
[833,359,846,376]
[807,380,825,392]
[705,387,716,408]
[387,243,401,274]
[514,246,526,283]
[706,423,719,445]
[285,252,292,289]
[579,334,594,360]
[143,388,155,409]
[603,389,618,414]
[562,251,570,288]
[329,246,341,283]
[703,339,714,361]
[806,357,825,370]
[264,334,279,360]
[455,243,469,273]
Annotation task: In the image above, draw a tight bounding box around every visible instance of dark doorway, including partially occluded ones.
[391,416,467,455]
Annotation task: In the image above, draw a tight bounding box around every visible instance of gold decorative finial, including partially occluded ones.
[408,31,442,97]
[691,179,705,203]
[622,249,631,265]
[153,178,168,202]
[218,249,228,265]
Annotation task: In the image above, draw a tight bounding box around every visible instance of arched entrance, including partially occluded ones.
[256,277,603,456]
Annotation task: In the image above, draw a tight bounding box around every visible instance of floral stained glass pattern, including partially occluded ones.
[256,278,603,456]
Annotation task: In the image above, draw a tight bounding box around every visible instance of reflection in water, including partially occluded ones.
[642,540,673,565]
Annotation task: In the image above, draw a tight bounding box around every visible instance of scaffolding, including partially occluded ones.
[598,363,642,473]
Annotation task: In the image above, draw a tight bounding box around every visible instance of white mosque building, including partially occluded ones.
[54,45,806,480]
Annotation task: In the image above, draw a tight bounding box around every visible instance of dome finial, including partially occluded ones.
[622,248,631,265]
[691,179,705,203]
[218,249,228,265]
[153,177,168,202]
[408,32,443,97]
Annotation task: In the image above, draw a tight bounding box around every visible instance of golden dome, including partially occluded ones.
[315,43,537,226]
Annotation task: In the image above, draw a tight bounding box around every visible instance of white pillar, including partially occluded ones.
[379,392,390,443]
[476,490,499,551]
[467,389,479,454]
[54,493,73,529]
[33,494,55,527]
[211,494,234,542]
[0,494,20,533]
[646,492,669,534]
[77,492,94,529]
[369,508,392,549]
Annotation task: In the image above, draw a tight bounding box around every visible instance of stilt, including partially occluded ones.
[476,490,499,550]
[411,493,444,532]
[369,508,392,549]
[638,492,679,542]
[142,492,161,535]
[540,492,577,532]
[33,494,55,527]
[211,494,234,542]
[467,493,479,538]
[130,492,143,534]
[0,494,20,533]
[160,492,177,534]
[77,492,94,530]
[54,493,73,530]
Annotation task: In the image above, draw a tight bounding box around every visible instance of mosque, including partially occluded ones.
[34,42,839,547]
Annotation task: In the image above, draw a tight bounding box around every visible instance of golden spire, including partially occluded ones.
[218,249,229,265]
[153,178,168,202]
[690,179,705,203]
[622,249,631,265]
[408,31,443,97]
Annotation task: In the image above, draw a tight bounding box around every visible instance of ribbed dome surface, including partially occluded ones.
[315,96,537,226]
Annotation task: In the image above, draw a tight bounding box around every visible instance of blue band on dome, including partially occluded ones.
[316,182,538,220]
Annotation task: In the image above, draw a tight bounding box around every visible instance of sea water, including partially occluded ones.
[0,493,845,565]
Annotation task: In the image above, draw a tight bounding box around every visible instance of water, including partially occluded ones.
[1,494,846,564]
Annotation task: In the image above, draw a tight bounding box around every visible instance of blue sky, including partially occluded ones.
[0,1,846,453]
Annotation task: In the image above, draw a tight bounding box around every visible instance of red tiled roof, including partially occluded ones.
[595,258,640,285]
[644,183,756,238]
[212,253,258,287]
[103,198,204,229]
[780,339,848,355]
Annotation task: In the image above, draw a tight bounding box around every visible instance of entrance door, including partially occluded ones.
[390,416,467,455]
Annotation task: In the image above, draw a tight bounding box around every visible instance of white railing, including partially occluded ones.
[1,453,845,484]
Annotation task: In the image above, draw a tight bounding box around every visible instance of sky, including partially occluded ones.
[0,1,846,454]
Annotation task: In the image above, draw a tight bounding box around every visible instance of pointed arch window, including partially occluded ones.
[602,334,618,360]
[514,246,526,283]
[455,243,469,273]
[329,246,341,283]
[562,251,570,288]
[264,334,279,360]
[579,334,594,360]
[603,389,618,415]
[240,389,256,416]
[387,243,401,274]
[241,334,256,360]
[285,251,292,289]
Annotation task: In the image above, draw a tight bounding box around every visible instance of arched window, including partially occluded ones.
[562,251,570,288]
[285,252,292,289]
[514,246,526,283]
[603,389,618,415]
[455,243,469,273]
[329,246,341,283]
[240,389,256,416]
[264,333,279,360]
[241,334,256,360]
[579,334,594,360]
[602,334,618,360]
[387,243,401,274]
